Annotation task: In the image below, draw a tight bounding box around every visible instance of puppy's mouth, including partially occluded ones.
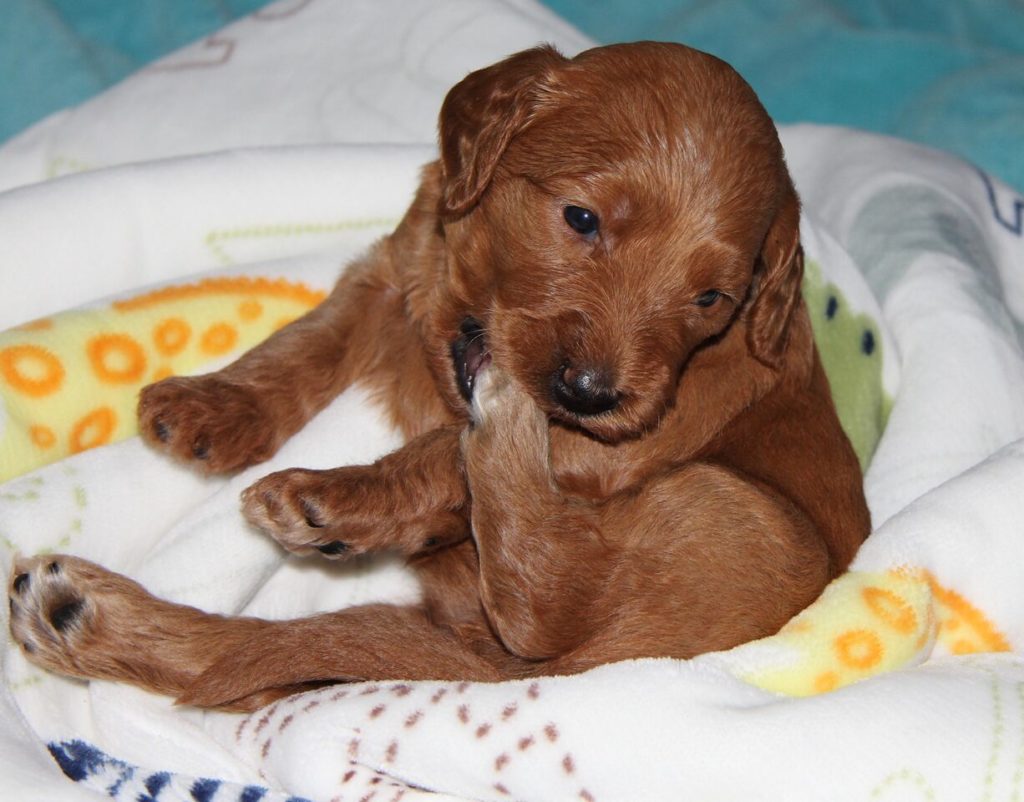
[451,317,491,402]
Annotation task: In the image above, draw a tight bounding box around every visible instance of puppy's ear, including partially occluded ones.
[747,183,803,368]
[438,45,565,217]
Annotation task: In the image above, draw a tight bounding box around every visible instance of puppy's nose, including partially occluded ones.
[552,364,620,415]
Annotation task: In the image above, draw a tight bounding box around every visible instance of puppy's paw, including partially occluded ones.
[241,467,371,558]
[8,555,129,680]
[138,375,280,474]
[243,466,469,560]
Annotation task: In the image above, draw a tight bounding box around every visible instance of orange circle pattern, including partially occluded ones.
[153,318,191,356]
[69,407,117,453]
[30,425,57,449]
[201,322,238,355]
[2,276,329,478]
[88,334,147,384]
[238,299,263,321]
[834,629,884,670]
[0,344,65,397]
[863,586,917,634]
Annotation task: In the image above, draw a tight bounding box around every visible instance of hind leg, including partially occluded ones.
[8,553,503,711]
[8,554,270,704]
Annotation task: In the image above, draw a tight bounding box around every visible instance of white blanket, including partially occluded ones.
[2,1,1024,800]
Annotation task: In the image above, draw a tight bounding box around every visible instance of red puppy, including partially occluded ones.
[8,42,870,711]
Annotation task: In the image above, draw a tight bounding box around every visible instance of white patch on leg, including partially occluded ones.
[469,366,507,427]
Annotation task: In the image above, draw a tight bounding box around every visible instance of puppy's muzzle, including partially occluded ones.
[550,362,619,416]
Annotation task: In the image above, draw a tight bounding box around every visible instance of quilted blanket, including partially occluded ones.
[2,1,1024,800]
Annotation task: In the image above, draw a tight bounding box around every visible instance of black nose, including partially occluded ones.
[551,364,619,415]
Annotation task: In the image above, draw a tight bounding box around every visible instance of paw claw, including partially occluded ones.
[301,499,325,528]
[316,540,349,556]
[153,419,170,443]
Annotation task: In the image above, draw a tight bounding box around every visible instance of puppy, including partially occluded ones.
[8,42,870,712]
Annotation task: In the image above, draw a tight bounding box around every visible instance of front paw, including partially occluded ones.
[241,467,371,558]
[138,375,280,474]
[242,466,468,559]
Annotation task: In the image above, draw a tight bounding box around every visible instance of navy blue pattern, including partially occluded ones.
[143,772,173,802]
[46,740,314,802]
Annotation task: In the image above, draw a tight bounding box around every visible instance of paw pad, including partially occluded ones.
[49,598,85,633]
[8,556,92,662]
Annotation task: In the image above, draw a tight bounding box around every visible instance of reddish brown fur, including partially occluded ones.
[8,42,870,712]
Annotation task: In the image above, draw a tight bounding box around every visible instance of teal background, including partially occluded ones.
[0,0,267,141]
[1,0,1022,192]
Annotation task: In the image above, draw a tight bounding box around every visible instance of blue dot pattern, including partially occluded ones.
[862,329,876,356]
[46,740,312,802]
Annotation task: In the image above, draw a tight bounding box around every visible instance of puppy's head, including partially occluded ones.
[439,42,802,442]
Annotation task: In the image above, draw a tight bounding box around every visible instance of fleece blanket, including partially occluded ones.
[1,1,1023,800]
[2,130,1023,802]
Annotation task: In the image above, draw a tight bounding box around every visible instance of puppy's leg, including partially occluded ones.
[8,553,503,711]
[138,248,405,474]
[463,370,832,669]
[241,425,470,558]
[462,369,613,660]
[7,554,270,703]
[180,598,504,710]
[541,463,832,670]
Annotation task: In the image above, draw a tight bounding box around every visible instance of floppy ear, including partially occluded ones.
[438,45,565,217]
[747,184,804,368]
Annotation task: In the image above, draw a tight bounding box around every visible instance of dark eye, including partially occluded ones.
[695,289,722,308]
[563,205,599,236]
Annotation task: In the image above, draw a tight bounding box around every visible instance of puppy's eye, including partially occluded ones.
[563,205,599,237]
[694,289,722,308]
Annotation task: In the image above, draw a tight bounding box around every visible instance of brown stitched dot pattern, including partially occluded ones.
[231,677,599,801]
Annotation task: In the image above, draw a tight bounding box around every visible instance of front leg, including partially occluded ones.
[462,369,612,660]
[242,425,471,559]
[138,250,403,474]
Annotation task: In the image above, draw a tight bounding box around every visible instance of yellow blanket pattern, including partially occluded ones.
[0,276,325,482]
